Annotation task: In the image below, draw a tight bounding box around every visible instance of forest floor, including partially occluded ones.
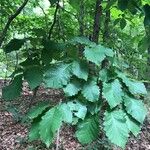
[0,80,150,150]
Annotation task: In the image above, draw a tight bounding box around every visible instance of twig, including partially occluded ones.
[0,0,29,47]
[55,100,62,150]
[56,127,61,150]
[4,53,9,86]
[48,3,60,39]
[38,3,49,33]
[60,5,92,34]
[57,9,65,42]
[29,86,39,108]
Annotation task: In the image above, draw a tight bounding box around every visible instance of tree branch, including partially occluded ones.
[48,3,59,39]
[0,0,29,47]
[102,0,110,69]
[92,0,103,43]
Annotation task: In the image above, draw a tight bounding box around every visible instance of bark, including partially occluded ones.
[29,86,39,108]
[0,0,29,47]
[92,0,103,43]
[89,0,103,75]
[102,0,110,68]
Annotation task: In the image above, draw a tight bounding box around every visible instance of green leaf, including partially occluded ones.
[105,47,114,57]
[124,96,147,123]
[82,80,100,102]
[103,79,123,108]
[44,63,72,88]
[70,36,96,47]
[29,121,40,141]
[67,101,87,120]
[143,4,150,26]
[120,18,127,29]
[41,49,52,65]
[84,45,106,66]
[99,68,116,82]
[143,4,150,17]
[106,0,117,10]
[104,110,129,148]
[20,58,40,67]
[32,28,46,37]
[69,0,81,10]
[27,102,50,119]
[127,81,147,95]
[117,72,147,95]
[76,116,99,144]
[49,0,58,6]
[24,66,43,90]
[63,79,82,97]
[71,60,89,80]
[138,36,149,51]
[99,68,117,82]
[41,40,64,64]
[128,81,147,95]
[59,103,73,123]
[2,75,23,100]
[99,69,108,82]
[66,47,78,59]
[114,18,121,26]
[128,1,137,15]
[125,114,141,136]
[4,38,25,53]
[84,45,114,66]
[118,0,128,11]
[39,107,62,147]
[144,16,150,27]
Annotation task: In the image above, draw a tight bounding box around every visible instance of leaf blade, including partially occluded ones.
[2,75,23,100]
[103,79,123,108]
[124,96,147,123]
[39,107,62,147]
[82,80,100,102]
[104,110,129,148]
[76,116,99,144]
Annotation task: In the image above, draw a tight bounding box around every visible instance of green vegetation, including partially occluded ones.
[0,0,150,149]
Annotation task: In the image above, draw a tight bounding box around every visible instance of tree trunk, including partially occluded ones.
[92,0,103,43]
[102,0,110,68]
